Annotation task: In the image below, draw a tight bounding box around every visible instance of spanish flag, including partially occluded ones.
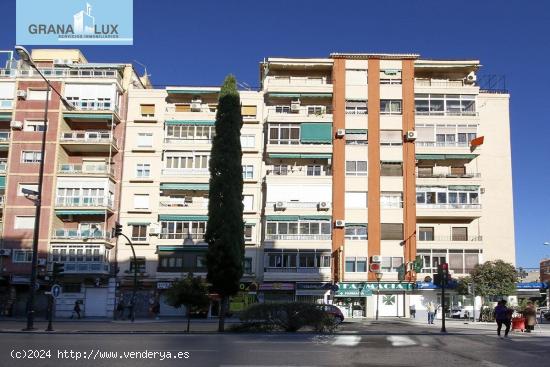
[470,136,484,147]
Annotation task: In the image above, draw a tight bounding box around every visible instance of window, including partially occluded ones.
[299,253,316,268]
[27,89,48,100]
[380,162,403,176]
[140,104,155,117]
[380,130,402,146]
[345,225,367,240]
[13,250,33,263]
[274,105,291,114]
[415,94,476,116]
[306,165,322,176]
[243,258,253,274]
[380,100,402,115]
[21,151,42,163]
[271,164,288,175]
[418,166,433,177]
[381,257,404,272]
[166,125,215,141]
[137,133,153,147]
[345,69,368,85]
[346,131,368,145]
[381,223,403,240]
[381,192,403,208]
[356,257,368,272]
[131,225,148,242]
[268,124,300,144]
[17,183,38,196]
[345,192,367,208]
[380,69,402,84]
[345,257,356,272]
[160,220,207,240]
[136,163,151,178]
[23,120,45,132]
[307,106,326,115]
[133,194,150,210]
[14,216,35,229]
[240,134,255,148]
[165,154,210,170]
[345,100,368,114]
[241,105,257,118]
[242,195,254,212]
[244,225,253,242]
[242,165,254,180]
[129,257,147,273]
[346,160,367,176]
[419,227,434,241]
[265,220,331,239]
[452,227,468,241]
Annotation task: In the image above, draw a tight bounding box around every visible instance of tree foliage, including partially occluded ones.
[164,274,210,331]
[205,75,245,331]
[466,260,518,298]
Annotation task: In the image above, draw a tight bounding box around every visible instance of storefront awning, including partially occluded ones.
[160,183,209,190]
[127,221,151,225]
[158,215,208,221]
[346,129,367,134]
[164,120,215,126]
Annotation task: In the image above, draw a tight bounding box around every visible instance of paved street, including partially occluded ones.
[1,319,548,366]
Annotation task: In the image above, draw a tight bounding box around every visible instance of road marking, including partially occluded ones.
[331,335,361,346]
[480,361,507,367]
[387,336,417,347]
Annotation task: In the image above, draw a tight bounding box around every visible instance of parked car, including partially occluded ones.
[451,306,473,319]
[318,304,345,324]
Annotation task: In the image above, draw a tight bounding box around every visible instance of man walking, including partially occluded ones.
[427,302,435,324]
[493,300,512,338]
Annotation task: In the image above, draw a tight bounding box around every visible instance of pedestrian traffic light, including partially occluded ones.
[436,263,451,287]
[53,262,64,277]
[114,222,123,237]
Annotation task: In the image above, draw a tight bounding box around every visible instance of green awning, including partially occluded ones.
[299,215,331,221]
[63,113,113,121]
[268,93,332,98]
[166,89,219,94]
[164,120,215,126]
[159,215,208,221]
[416,154,477,160]
[0,176,5,188]
[160,183,209,190]
[268,153,332,159]
[268,154,301,159]
[448,185,479,191]
[0,113,11,121]
[157,245,209,252]
[55,210,105,216]
[265,215,300,222]
[300,123,332,143]
[244,222,256,226]
[302,153,332,159]
[346,223,367,227]
[346,129,367,134]
[127,222,151,225]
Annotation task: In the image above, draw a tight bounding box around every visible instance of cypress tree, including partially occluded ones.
[205,75,244,332]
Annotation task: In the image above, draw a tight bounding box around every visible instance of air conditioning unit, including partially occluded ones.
[149,223,160,236]
[405,130,417,141]
[10,120,23,130]
[318,201,331,210]
[336,129,345,138]
[290,99,301,112]
[53,58,73,66]
[371,255,382,263]
[0,249,11,256]
[275,201,286,210]
[16,90,27,99]
[465,71,477,84]
[335,220,345,228]
[190,99,202,111]
[37,258,47,266]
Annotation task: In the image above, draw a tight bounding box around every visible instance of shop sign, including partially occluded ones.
[259,282,294,291]
[157,281,173,289]
[364,282,413,291]
[516,282,549,289]
[296,283,332,290]
[239,282,259,293]
[335,283,373,296]
[415,280,458,290]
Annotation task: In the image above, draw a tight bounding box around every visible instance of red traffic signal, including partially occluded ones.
[369,263,381,273]
[440,263,448,271]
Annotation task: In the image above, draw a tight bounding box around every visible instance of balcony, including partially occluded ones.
[415,79,469,88]
[68,99,119,114]
[159,198,209,209]
[58,164,115,178]
[1,67,122,83]
[417,203,482,219]
[265,234,332,241]
[418,235,483,242]
[55,196,114,210]
[265,106,333,123]
[266,201,330,210]
[263,266,331,281]
[0,159,7,173]
[61,261,110,274]
[265,76,333,95]
[161,168,209,176]
[52,229,112,242]
[266,167,331,177]
[415,109,478,117]
[60,131,118,153]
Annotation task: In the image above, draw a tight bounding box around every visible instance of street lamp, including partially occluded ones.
[375,272,383,321]
[16,46,75,331]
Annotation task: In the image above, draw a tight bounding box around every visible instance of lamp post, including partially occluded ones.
[375,272,383,321]
[16,46,74,331]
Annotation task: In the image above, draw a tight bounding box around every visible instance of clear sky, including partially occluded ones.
[1,0,549,268]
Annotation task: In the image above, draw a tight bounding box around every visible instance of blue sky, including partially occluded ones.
[1,0,549,268]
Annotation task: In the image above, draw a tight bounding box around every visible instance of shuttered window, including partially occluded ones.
[241,105,257,117]
[452,227,468,241]
[381,223,403,240]
[140,104,155,117]
[175,104,191,112]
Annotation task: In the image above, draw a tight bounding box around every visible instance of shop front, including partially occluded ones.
[258,282,295,303]
[229,282,259,314]
[334,283,373,318]
[295,282,332,304]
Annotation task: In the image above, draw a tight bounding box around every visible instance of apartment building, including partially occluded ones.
[0,49,145,317]
[118,87,263,316]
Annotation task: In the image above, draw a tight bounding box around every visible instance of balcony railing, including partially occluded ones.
[67,99,119,113]
[0,159,7,173]
[264,267,331,273]
[0,99,13,109]
[265,234,332,241]
[164,137,213,144]
[158,233,205,240]
[266,106,332,116]
[60,131,117,146]
[415,79,467,88]
[266,169,332,177]
[58,164,115,176]
[416,172,481,179]
[0,131,10,142]
[62,261,110,274]
[55,196,114,208]
[267,76,332,86]
[0,67,121,82]
[416,141,472,147]
[418,235,483,242]
[165,105,216,113]
[161,168,209,176]
[417,203,481,210]
[415,110,478,117]
[159,198,208,208]
[53,229,112,241]
[266,201,327,209]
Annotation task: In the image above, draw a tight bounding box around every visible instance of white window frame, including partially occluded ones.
[14,216,36,229]
[133,194,150,210]
[23,120,45,132]
[21,151,42,163]
[242,165,254,180]
[240,134,255,148]
[12,250,34,263]
[136,163,151,178]
[136,133,153,148]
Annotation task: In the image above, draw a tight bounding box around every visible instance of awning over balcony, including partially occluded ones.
[127,221,151,225]
[346,129,368,134]
[160,183,209,190]
[159,215,208,221]
[164,120,215,126]
[55,209,106,216]
[268,153,332,159]
[62,113,114,123]
[416,154,478,160]
[0,176,5,188]
[265,215,331,221]
[346,223,367,227]
[267,93,332,98]
[157,245,208,253]
[300,123,332,144]
[0,113,11,121]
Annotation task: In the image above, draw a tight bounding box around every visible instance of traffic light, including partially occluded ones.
[369,262,381,273]
[52,262,64,277]
[114,222,123,237]
[436,263,451,287]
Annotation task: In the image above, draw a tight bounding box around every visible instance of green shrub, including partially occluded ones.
[239,302,337,333]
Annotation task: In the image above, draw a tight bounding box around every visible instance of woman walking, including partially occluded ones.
[523,301,537,332]
[493,300,512,338]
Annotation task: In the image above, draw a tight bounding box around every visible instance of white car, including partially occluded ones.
[451,306,473,319]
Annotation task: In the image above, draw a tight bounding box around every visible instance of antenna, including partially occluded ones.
[133,59,150,79]
[237,81,252,91]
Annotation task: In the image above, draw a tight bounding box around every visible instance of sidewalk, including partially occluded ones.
[401,316,550,334]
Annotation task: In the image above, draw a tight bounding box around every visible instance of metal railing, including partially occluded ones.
[52,229,112,241]
[265,234,332,241]
[264,267,331,273]
[165,105,216,113]
[164,137,213,144]
[60,131,117,146]
[415,141,472,147]
[0,131,10,142]
[55,196,114,208]
[415,79,467,88]
[0,67,121,82]
[266,201,327,209]
[267,76,332,86]
[266,106,333,116]
[161,168,209,176]
[418,235,483,242]
[159,199,208,208]
[58,164,114,176]
[158,233,205,240]
[68,99,119,113]
[417,203,481,210]
[415,110,478,117]
[266,169,332,177]
[61,261,110,274]
[416,172,481,179]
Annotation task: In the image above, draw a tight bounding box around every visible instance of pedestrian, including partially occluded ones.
[493,300,512,339]
[523,301,537,333]
[426,302,435,324]
[153,300,160,320]
[409,304,416,319]
[71,300,81,319]
[116,299,125,320]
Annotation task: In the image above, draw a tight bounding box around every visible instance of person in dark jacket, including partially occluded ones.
[71,300,81,319]
[493,300,511,338]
